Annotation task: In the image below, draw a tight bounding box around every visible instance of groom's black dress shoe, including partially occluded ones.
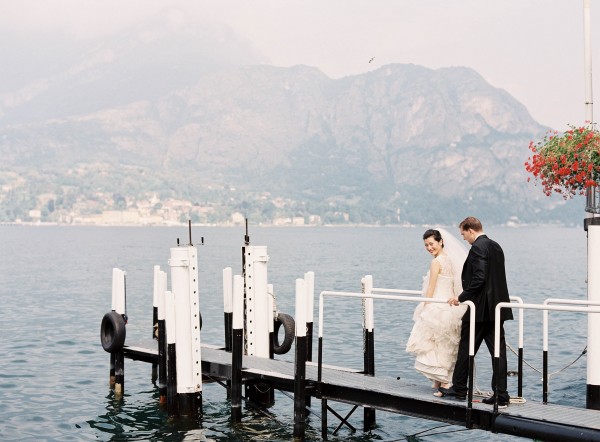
[482,396,509,407]
[437,387,466,400]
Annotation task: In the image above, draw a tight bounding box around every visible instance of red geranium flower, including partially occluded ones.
[525,123,600,198]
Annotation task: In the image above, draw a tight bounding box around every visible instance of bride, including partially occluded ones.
[406,227,467,395]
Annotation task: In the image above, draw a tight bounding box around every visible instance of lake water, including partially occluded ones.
[0,224,591,441]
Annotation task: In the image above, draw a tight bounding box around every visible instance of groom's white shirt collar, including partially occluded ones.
[475,232,485,241]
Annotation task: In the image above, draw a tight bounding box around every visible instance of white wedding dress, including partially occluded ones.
[406,254,467,384]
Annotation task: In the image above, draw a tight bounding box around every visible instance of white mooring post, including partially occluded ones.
[223,267,233,353]
[293,278,307,440]
[165,290,178,416]
[169,245,202,416]
[153,265,160,340]
[242,245,273,405]
[243,245,270,357]
[111,268,126,398]
[151,265,161,383]
[362,275,376,430]
[157,270,168,404]
[111,268,126,315]
[231,274,244,423]
[304,271,315,361]
[303,272,315,413]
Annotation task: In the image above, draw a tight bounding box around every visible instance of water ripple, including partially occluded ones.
[0,225,590,441]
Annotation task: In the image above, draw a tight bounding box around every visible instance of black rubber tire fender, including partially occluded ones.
[100,311,127,353]
[273,312,295,355]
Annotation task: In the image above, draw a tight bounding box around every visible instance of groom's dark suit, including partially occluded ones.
[452,234,513,401]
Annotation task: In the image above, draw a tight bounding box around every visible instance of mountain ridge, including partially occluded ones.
[0,37,584,225]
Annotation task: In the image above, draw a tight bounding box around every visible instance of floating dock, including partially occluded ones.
[122,342,600,441]
[99,224,600,441]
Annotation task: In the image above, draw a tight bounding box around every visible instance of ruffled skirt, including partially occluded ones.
[406,296,466,384]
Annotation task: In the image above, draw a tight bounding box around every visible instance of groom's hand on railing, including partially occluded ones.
[447,297,460,306]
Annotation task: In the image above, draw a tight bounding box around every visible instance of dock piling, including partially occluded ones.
[223,267,233,353]
[361,275,376,430]
[242,244,274,406]
[157,270,167,404]
[231,275,244,423]
[152,265,160,383]
[293,278,307,440]
[586,220,600,409]
[111,268,127,398]
[114,349,125,398]
[169,244,202,416]
[165,290,178,416]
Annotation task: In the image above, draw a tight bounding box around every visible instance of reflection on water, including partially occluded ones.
[0,225,589,441]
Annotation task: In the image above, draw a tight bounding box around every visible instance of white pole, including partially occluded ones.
[112,268,126,315]
[223,267,233,314]
[244,245,270,357]
[296,279,307,337]
[233,275,244,330]
[153,265,160,310]
[588,226,600,389]
[584,0,594,124]
[362,275,374,332]
[169,246,202,395]
[304,272,315,323]
[165,291,175,344]
[111,268,118,311]
[157,271,166,322]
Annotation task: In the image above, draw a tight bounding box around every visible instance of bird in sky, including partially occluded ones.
[369,57,375,63]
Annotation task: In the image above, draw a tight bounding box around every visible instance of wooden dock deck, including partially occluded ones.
[123,342,600,441]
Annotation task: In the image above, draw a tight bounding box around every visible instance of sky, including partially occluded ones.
[1,0,599,131]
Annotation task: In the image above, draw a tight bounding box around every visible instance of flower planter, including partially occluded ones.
[586,185,600,214]
[526,124,600,199]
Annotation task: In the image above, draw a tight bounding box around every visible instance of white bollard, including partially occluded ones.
[153,265,160,313]
[233,275,244,330]
[165,291,176,347]
[158,271,167,322]
[231,274,244,422]
[223,267,234,352]
[168,246,202,401]
[295,279,307,338]
[223,267,233,315]
[243,245,270,357]
[304,272,315,325]
[293,278,307,439]
[111,268,126,315]
[165,290,178,415]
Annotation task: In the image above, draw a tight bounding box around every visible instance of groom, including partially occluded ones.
[439,216,513,407]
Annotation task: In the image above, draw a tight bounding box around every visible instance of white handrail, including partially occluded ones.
[494,302,600,358]
[372,287,423,295]
[318,290,476,355]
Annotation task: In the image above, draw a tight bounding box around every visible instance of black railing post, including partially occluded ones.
[543,349,548,404]
[518,347,523,398]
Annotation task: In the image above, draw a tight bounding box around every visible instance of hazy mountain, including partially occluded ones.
[0,23,585,225]
[0,16,265,125]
